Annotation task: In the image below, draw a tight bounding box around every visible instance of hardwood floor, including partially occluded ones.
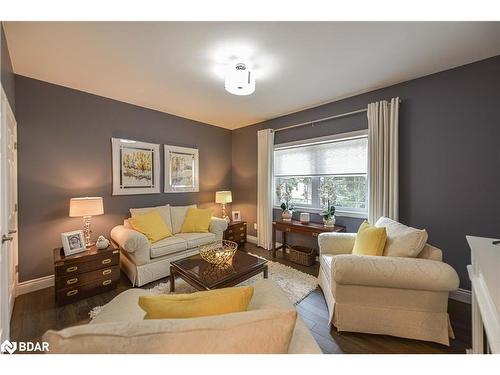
[10,242,471,354]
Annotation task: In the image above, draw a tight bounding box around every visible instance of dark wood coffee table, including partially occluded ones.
[169,251,268,292]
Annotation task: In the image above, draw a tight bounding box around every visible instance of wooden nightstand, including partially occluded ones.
[223,221,247,247]
[53,245,120,305]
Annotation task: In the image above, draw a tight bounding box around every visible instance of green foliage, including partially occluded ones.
[321,200,336,219]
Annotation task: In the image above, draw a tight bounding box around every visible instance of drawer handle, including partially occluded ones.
[239,227,245,231]
[66,289,78,297]
[228,229,233,234]
[66,266,78,273]
[312,232,319,237]
[228,236,234,240]
[285,228,291,232]
[102,258,111,265]
[102,269,112,276]
[240,233,245,237]
[66,278,78,285]
[102,279,112,286]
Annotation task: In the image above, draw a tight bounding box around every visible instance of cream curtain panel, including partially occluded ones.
[367,97,400,224]
[257,129,275,250]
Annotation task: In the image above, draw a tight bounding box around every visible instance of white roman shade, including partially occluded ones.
[274,137,368,177]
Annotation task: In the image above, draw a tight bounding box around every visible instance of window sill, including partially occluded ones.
[273,206,367,219]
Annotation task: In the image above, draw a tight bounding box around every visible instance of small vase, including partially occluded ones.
[323,216,335,228]
[282,209,293,222]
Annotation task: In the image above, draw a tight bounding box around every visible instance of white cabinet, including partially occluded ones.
[467,236,500,354]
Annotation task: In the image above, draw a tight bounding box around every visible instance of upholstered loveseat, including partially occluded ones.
[43,279,322,354]
[111,204,228,286]
[318,217,460,345]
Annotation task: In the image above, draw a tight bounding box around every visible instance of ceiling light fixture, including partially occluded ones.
[224,62,255,96]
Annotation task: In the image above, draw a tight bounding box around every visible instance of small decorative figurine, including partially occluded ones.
[96,235,110,249]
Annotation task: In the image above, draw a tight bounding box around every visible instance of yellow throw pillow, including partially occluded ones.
[180,207,213,233]
[129,210,172,243]
[138,286,254,319]
[352,221,387,256]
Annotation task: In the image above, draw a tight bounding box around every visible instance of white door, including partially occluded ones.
[0,85,18,342]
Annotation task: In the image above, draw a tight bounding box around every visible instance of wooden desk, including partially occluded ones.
[272,219,346,258]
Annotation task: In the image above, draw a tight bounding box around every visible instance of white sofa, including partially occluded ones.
[111,204,228,287]
[43,279,322,354]
[318,217,460,346]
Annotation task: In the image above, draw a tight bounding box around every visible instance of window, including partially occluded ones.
[274,131,368,215]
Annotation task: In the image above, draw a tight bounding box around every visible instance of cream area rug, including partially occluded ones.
[89,255,318,320]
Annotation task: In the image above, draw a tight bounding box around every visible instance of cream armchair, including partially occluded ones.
[318,225,460,346]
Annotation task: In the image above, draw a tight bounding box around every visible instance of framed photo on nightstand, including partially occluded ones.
[232,211,241,222]
[61,230,86,256]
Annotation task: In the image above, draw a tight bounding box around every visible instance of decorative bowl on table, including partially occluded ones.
[199,240,238,266]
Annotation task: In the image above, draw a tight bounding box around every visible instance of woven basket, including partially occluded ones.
[287,245,315,266]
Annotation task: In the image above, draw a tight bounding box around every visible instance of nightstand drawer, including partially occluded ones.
[55,265,120,289]
[55,252,119,277]
[223,221,247,247]
[56,275,119,305]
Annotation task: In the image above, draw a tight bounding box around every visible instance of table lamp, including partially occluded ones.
[215,191,232,222]
[69,197,104,247]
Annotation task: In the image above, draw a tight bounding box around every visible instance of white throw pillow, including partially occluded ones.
[129,205,172,232]
[375,217,428,258]
[170,205,197,234]
[43,309,297,354]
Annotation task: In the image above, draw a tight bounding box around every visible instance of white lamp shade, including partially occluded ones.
[215,191,232,204]
[69,197,104,217]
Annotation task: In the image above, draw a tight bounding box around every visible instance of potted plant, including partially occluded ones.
[280,201,294,222]
[322,200,336,228]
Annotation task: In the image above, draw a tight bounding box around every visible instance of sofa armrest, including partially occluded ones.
[331,254,459,292]
[209,217,228,239]
[318,232,356,255]
[110,225,150,266]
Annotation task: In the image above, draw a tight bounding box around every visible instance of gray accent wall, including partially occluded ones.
[15,76,232,282]
[232,55,500,289]
[1,22,15,112]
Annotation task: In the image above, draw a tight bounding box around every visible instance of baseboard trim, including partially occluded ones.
[246,235,284,250]
[246,235,257,244]
[449,288,471,304]
[17,274,55,296]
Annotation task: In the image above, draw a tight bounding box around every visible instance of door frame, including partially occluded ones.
[0,84,18,342]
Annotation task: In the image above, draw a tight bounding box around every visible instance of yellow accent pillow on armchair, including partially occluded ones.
[180,207,213,233]
[352,221,387,256]
[129,210,172,243]
[138,286,254,319]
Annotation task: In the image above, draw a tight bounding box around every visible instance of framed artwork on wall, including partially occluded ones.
[164,145,199,193]
[111,138,160,195]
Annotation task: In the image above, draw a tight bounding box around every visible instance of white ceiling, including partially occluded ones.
[4,22,500,130]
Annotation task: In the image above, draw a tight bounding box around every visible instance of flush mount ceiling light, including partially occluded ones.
[224,62,255,96]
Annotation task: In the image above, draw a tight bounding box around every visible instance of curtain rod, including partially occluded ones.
[271,98,401,133]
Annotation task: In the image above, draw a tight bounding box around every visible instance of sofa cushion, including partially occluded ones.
[138,286,254,319]
[130,205,172,232]
[129,210,172,243]
[150,236,187,258]
[375,217,428,258]
[170,205,197,234]
[180,207,213,233]
[175,232,216,248]
[352,221,387,256]
[43,309,297,354]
